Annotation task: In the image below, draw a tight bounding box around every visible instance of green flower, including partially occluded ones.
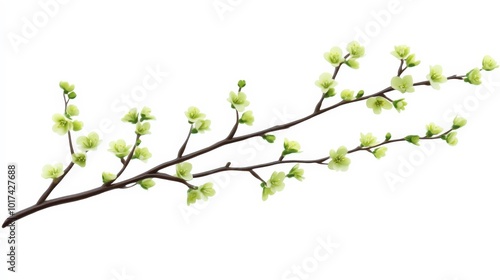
[77,132,100,151]
[185,106,206,124]
[366,97,393,114]
[452,116,467,129]
[360,132,377,147]
[187,182,216,205]
[261,171,286,201]
[136,122,151,135]
[282,138,301,156]
[426,123,443,137]
[404,135,420,146]
[176,162,193,181]
[464,68,482,85]
[426,65,447,89]
[133,147,152,162]
[67,104,79,117]
[72,120,84,131]
[345,58,359,69]
[59,81,75,93]
[324,46,345,67]
[192,119,211,134]
[340,89,354,101]
[328,146,351,171]
[227,91,250,112]
[140,107,156,121]
[108,139,131,158]
[444,131,458,146]
[482,55,498,71]
[373,147,388,159]
[239,111,254,126]
[102,172,117,184]
[391,45,410,59]
[71,153,87,167]
[405,54,420,67]
[315,72,337,94]
[346,41,365,58]
[391,75,415,93]
[138,179,155,190]
[262,134,276,143]
[52,113,72,135]
[41,163,64,179]
[121,108,139,124]
[286,164,304,181]
[393,98,407,113]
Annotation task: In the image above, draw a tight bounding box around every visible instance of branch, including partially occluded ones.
[177,124,193,158]
[226,110,239,139]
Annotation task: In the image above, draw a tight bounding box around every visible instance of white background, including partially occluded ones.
[1,0,500,279]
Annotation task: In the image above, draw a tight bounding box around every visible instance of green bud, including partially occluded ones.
[340,89,354,101]
[464,68,482,85]
[444,132,458,146]
[72,120,84,131]
[140,107,156,121]
[67,104,80,116]
[238,80,246,88]
[355,90,364,99]
[385,133,392,141]
[262,134,276,143]
[122,108,139,124]
[405,53,420,67]
[41,163,64,179]
[345,58,359,69]
[239,111,254,126]
[452,116,467,129]
[393,98,408,113]
[482,55,498,71]
[138,179,155,190]
[102,172,117,184]
[404,135,420,146]
[71,153,87,167]
[324,88,336,98]
[282,138,301,156]
[286,164,304,181]
[426,122,443,137]
[67,92,77,99]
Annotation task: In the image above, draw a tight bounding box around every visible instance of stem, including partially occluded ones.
[109,134,141,184]
[178,124,193,158]
[314,54,349,112]
[226,110,239,139]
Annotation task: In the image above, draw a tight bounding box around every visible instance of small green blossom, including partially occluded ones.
[366,97,393,114]
[66,104,79,116]
[404,135,420,146]
[185,106,206,124]
[77,132,100,151]
[71,153,87,167]
[393,98,408,113]
[345,58,359,69]
[346,41,365,58]
[193,119,211,133]
[444,131,458,146]
[133,147,152,162]
[108,139,131,158]
[41,163,64,179]
[340,89,354,101]
[391,75,415,93]
[261,171,286,201]
[199,182,216,199]
[452,116,467,129]
[262,134,276,143]
[140,107,156,121]
[72,120,84,131]
[59,81,75,93]
[324,46,345,67]
[426,123,443,137]
[464,68,482,85]
[187,189,201,205]
[482,55,498,71]
[186,182,216,205]
[239,111,254,125]
[315,72,337,94]
[176,162,193,181]
[52,113,72,135]
[405,54,420,67]
[122,108,139,124]
[360,132,377,147]
[426,65,447,89]
[282,138,301,156]
[391,45,410,59]
[373,147,388,159]
[136,122,151,135]
[328,146,351,171]
[287,164,304,181]
[138,179,155,190]
[102,172,117,184]
[227,91,250,112]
